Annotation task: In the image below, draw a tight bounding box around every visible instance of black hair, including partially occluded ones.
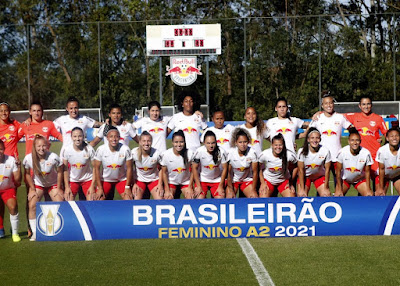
[148,101,161,110]
[203,130,221,165]
[177,90,201,112]
[245,107,267,137]
[275,97,291,120]
[66,96,79,106]
[272,133,288,174]
[108,103,123,125]
[71,127,88,151]
[172,130,188,165]
[301,127,320,157]
[358,95,373,104]
[105,125,119,136]
[348,127,360,138]
[230,128,252,148]
[30,101,43,110]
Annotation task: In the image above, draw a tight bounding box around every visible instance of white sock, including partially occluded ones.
[29,219,37,236]
[10,213,19,235]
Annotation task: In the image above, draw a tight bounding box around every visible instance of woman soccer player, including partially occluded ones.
[259,133,298,197]
[0,140,22,242]
[167,92,207,152]
[297,128,331,197]
[267,97,308,152]
[375,127,400,196]
[201,110,235,152]
[161,130,194,199]
[192,130,228,199]
[93,127,133,200]
[335,128,373,196]
[226,128,258,198]
[239,107,268,155]
[62,127,96,201]
[23,135,64,241]
[91,103,138,147]
[132,101,171,153]
[131,131,163,200]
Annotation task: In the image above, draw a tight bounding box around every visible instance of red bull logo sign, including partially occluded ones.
[165,56,201,86]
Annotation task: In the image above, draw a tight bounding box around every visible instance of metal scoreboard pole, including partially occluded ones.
[159,57,163,104]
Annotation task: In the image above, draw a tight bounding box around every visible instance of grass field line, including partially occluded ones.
[236,238,275,286]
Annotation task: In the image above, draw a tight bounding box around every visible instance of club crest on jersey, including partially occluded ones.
[42,127,48,132]
[370,121,376,127]
[119,154,125,158]
[8,125,15,131]
[334,121,340,126]
[37,204,63,236]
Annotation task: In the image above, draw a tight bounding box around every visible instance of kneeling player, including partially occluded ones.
[335,128,373,196]
[297,128,331,197]
[375,127,400,196]
[259,133,297,197]
[131,132,163,200]
[192,130,228,199]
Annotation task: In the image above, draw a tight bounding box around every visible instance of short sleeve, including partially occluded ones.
[132,118,143,130]
[97,125,105,139]
[336,150,343,164]
[193,148,201,164]
[128,125,137,139]
[375,148,383,164]
[11,157,18,172]
[297,149,304,162]
[167,116,176,130]
[221,150,228,164]
[85,116,96,128]
[366,151,373,166]
[325,149,332,163]
[288,150,297,164]
[94,147,103,161]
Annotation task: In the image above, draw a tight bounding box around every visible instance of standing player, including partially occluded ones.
[345,96,387,178]
[167,92,207,152]
[131,132,164,200]
[335,128,373,196]
[23,135,64,241]
[0,140,22,242]
[53,97,102,152]
[238,107,268,156]
[192,130,228,199]
[0,102,21,238]
[267,97,308,152]
[93,127,133,200]
[161,130,194,199]
[259,133,298,197]
[91,104,138,147]
[132,101,171,153]
[375,127,400,196]
[201,110,235,153]
[62,127,96,201]
[297,128,331,197]
[310,93,351,177]
[226,128,258,198]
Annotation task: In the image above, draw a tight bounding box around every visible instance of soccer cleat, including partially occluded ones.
[29,233,36,242]
[12,234,21,242]
[0,228,4,238]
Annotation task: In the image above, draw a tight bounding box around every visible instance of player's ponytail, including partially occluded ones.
[32,135,48,179]
[301,127,320,157]
[172,130,188,165]
[204,130,221,164]
[272,133,288,173]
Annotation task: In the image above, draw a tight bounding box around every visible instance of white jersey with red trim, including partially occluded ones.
[167,112,207,151]
[238,124,269,156]
[376,144,400,179]
[94,143,131,182]
[267,117,304,152]
[337,145,373,184]
[193,145,228,183]
[200,125,235,152]
[160,148,193,185]
[23,152,62,187]
[132,116,171,153]
[62,144,95,183]
[297,146,331,180]
[0,155,18,190]
[228,147,258,183]
[54,114,95,148]
[131,147,161,183]
[258,148,297,185]
[96,124,136,146]
[309,112,351,161]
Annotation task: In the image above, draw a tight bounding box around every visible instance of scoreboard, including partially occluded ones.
[146,24,221,56]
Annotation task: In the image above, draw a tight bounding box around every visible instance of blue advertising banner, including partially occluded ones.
[36,196,400,241]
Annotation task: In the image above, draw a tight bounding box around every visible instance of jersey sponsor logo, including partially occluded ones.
[8,125,15,131]
[204,164,218,170]
[345,167,361,173]
[358,127,374,136]
[172,167,186,173]
[306,163,320,169]
[71,163,86,169]
[149,127,164,134]
[37,204,63,236]
[0,175,9,182]
[217,138,229,144]
[236,167,246,172]
[138,167,152,171]
[276,127,292,135]
[182,127,197,134]
[251,139,260,145]
[1,133,15,142]
[322,130,337,136]
[387,165,398,170]
[42,127,49,133]
[106,164,122,169]
[269,166,282,172]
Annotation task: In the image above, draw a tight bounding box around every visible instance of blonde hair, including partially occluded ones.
[32,135,48,179]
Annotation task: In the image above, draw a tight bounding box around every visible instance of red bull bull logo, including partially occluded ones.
[0,133,15,143]
[236,167,246,172]
[204,164,218,170]
[41,171,51,176]
[268,166,282,172]
[387,165,398,170]
[217,138,229,145]
[165,57,201,87]
[71,163,86,169]
[358,127,374,136]
[345,167,361,173]
[172,167,186,173]
[148,127,164,134]
[138,167,152,171]
[321,130,337,136]
[306,164,320,169]
[251,139,260,145]
[106,164,122,170]
[0,175,9,182]
[183,127,197,134]
[276,127,292,135]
